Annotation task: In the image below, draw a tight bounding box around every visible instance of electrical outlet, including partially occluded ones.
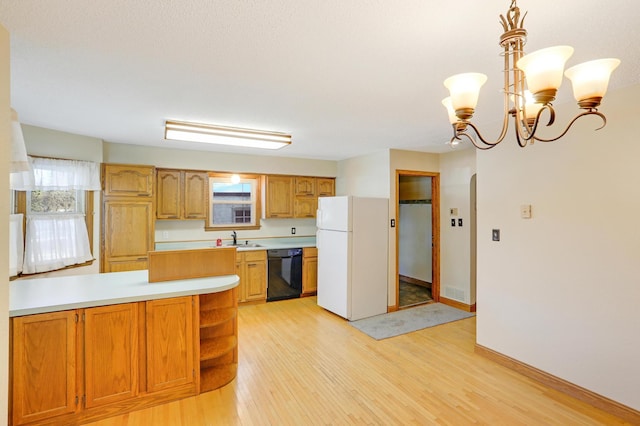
[451,219,456,227]
[162,231,169,240]
[492,229,500,241]
[291,227,296,235]
[458,218,463,227]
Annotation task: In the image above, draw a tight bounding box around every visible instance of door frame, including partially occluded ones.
[395,170,440,309]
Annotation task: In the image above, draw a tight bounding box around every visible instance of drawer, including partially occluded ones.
[243,251,267,262]
[303,247,317,258]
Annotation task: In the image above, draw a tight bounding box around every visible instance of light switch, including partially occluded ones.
[450,208,458,216]
[520,204,532,219]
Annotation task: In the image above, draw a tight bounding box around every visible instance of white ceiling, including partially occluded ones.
[1,1,639,161]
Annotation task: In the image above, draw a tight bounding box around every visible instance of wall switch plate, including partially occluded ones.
[390,219,395,227]
[458,218,463,227]
[291,227,296,234]
[492,229,500,241]
[451,219,456,227]
[162,231,169,239]
[520,204,532,219]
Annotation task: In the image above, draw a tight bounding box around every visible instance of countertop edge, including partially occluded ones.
[10,272,239,317]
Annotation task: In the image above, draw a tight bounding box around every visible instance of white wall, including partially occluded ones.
[103,142,336,177]
[1,23,10,423]
[398,204,432,282]
[439,148,476,304]
[476,84,640,410]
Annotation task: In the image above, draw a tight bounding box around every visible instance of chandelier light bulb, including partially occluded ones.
[441,97,458,124]
[516,45,574,104]
[443,73,487,119]
[564,58,621,109]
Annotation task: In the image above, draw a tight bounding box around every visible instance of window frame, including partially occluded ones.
[205,173,262,231]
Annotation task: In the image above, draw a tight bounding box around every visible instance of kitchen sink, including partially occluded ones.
[225,243,263,248]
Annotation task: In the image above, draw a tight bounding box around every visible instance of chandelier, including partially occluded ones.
[442,0,620,149]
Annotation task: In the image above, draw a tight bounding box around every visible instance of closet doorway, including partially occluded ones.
[396,171,440,309]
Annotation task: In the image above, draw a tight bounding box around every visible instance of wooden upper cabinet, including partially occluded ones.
[11,311,78,426]
[102,164,154,198]
[265,175,335,219]
[84,303,139,409]
[103,200,154,272]
[156,169,208,220]
[264,175,294,218]
[317,178,335,197]
[156,170,181,219]
[295,197,317,218]
[294,177,316,196]
[146,296,195,393]
[183,171,208,219]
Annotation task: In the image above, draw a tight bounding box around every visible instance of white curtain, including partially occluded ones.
[12,156,101,191]
[17,157,100,274]
[22,214,94,274]
[9,214,24,277]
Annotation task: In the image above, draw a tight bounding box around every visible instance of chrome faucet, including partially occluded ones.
[231,230,237,245]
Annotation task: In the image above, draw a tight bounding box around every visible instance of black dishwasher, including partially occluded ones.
[267,248,303,302]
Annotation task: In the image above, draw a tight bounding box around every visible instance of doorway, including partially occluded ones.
[396,171,440,309]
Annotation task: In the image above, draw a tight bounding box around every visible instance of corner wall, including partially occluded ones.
[439,148,476,305]
[1,23,11,423]
[476,84,640,410]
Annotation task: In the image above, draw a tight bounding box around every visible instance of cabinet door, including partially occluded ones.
[303,249,318,294]
[103,200,154,272]
[103,164,154,198]
[146,297,195,393]
[236,254,245,303]
[294,176,316,196]
[265,176,293,218]
[156,169,181,219]
[12,311,78,425]
[316,178,335,197]
[84,304,138,408]
[295,197,317,218]
[183,171,208,219]
[244,258,267,302]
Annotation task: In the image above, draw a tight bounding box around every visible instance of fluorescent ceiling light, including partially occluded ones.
[164,120,291,150]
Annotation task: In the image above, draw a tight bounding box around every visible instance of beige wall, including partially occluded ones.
[439,148,476,304]
[476,84,640,410]
[1,23,10,423]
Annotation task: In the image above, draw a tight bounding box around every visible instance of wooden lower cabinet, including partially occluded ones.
[10,291,236,425]
[84,304,139,409]
[145,296,195,393]
[11,311,78,426]
[236,251,267,303]
[302,247,318,295]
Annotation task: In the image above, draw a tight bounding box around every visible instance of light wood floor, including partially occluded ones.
[88,297,629,425]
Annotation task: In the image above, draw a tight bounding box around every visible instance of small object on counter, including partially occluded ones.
[216,238,222,247]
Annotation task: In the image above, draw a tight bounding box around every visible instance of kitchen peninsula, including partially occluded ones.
[9,252,239,426]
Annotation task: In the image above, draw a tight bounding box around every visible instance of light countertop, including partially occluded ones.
[154,236,316,252]
[10,270,239,317]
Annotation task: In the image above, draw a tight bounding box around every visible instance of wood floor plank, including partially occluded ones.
[86,296,631,425]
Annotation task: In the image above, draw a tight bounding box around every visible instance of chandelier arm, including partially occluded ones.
[454,132,496,150]
[532,111,607,143]
[515,104,556,143]
[458,123,503,148]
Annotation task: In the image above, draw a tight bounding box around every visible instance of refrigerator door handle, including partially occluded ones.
[316,209,322,228]
[316,231,321,250]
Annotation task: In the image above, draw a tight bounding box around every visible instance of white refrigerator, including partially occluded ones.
[316,196,388,321]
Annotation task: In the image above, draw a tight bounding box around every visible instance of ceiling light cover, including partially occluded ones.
[164,121,291,150]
